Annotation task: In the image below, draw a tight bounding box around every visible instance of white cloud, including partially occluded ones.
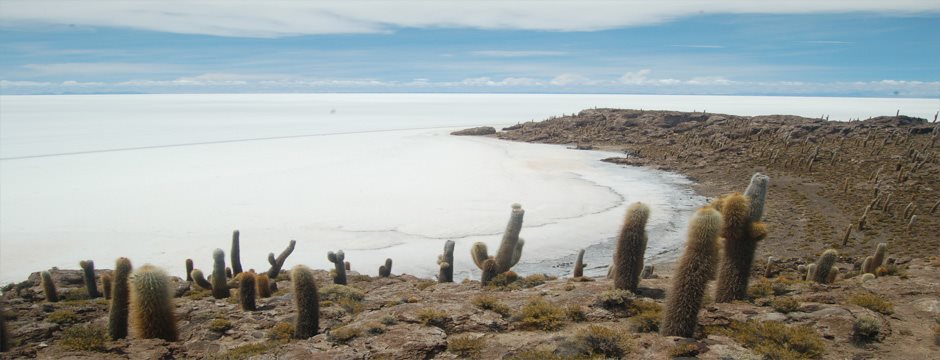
[471,50,567,57]
[619,69,652,84]
[551,73,595,86]
[1,1,937,38]
[22,62,179,75]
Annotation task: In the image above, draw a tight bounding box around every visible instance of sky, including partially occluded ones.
[1,0,939,97]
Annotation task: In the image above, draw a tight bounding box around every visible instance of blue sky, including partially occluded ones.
[1,1,939,97]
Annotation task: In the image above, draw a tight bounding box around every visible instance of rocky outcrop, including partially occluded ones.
[450,126,496,136]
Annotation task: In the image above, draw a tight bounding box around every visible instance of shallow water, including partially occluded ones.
[1,93,935,283]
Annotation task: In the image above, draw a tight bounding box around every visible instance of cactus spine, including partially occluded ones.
[185,259,194,282]
[481,259,498,286]
[101,273,112,300]
[379,258,393,277]
[662,207,722,337]
[231,230,243,275]
[812,249,838,284]
[129,265,177,341]
[715,174,769,302]
[495,204,525,273]
[291,265,320,339]
[79,260,100,298]
[109,257,132,340]
[238,272,256,311]
[256,274,272,298]
[328,250,347,285]
[573,249,586,278]
[438,240,455,283]
[40,271,58,302]
[211,249,231,299]
[613,202,651,292]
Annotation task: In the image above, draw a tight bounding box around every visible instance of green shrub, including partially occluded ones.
[47,310,80,325]
[471,294,511,317]
[565,304,586,322]
[208,318,233,333]
[380,315,397,325]
[319,284,365,302]
[668,343,700,357]
[852,317,880,343]
[329,326,360,343]
[416,308,448,328]
[416,279,436,290]
[771,297,801,313]
[268,322,293,343]
[447,335,485,358]
[848,293,893,314]
[60,324,108,352]
[628,300,661,332]
[570,325,631,358]
[514,297,565,331]
[717,320,824,359]
[596,289,633,310]
[337,297,364,314]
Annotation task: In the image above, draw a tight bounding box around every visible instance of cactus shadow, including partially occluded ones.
[635,287,665,299]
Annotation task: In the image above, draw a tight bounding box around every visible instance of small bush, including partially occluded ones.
[852,317,880,343]
[337,297,364,314]
[848,293,894,314]
[364,322,385,335]
[60,288,90,302]
[565,304,587,322]
[628,300,661,332]
[416,279,436,290]
[329,326,361,343]
[447,335,485,358]
[187,290,212,300]
[514,297,565,331]
[748,279,773,298]
[570,325,631,358]
[268,322,293,343]
[488,272,519,287]
[208,318,233,333]
[60,324,108,352]
[471,294,511,317]
[380,315,397,325]
[772,297,801,313]
[416,308,448,328]
[669,343,700,357]
[319,284,366,302]
[717,320,824,359]
[47,310,80,325]
[518,274,554,288]
[596,289,633,310]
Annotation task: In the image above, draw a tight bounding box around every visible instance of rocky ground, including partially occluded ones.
[1,109,939,359]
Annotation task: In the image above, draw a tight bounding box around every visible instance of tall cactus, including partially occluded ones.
[328,251,347,285]
[573,249,586,278]
[495,204,525,273]
[101,273,112,300]
[238,272,257,311]
[662,207,722,337]
[129,265,177,341]
[714,173,769,302]
[379,258,393,277]
[291,265,320,339]
[79,260,100,298]
[613,202,651,292]
[40,271,58,302]
[211,249,230,299]
[437,240,455,283]
[109,257,132,340]
[231,230,243,275]
[185,259,194,282]
[812,249,838,284]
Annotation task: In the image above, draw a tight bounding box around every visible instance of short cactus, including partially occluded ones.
[328,251,347,285]
[40,271,58,302]
[870,243,887,273]
[291,265,320,339]
[573,249,586,278]
[109,257,132,340]
[79,260,100,298]
[256,274,272,298]
[211,249,231,299]
[101,273,112,300]
[266,240,297,279]
[437,240,455,283]
[812,249,838,284]
[613,202,651,292]
[379,258,393,277]
[861,256,874,275]
[231,230,243,275]
[185,259,194,282]
[129,265,177,341]
[238,272,257,311]
[805,264,817,281]
[481,259,498,287]
[662,207,722,337]
[191,269,212,291]
[714,188,769,302]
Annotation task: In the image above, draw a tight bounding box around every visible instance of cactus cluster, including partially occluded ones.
[714,173,769,303]
[613,202,651,292]
[291,265,320,339]
[437,240,455,283]
[470,204,526,287]
[378,258,393,277]
[862,243,888,275]
[662,207,722,337]
[328,250,347,285]
[129,265,177,341]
